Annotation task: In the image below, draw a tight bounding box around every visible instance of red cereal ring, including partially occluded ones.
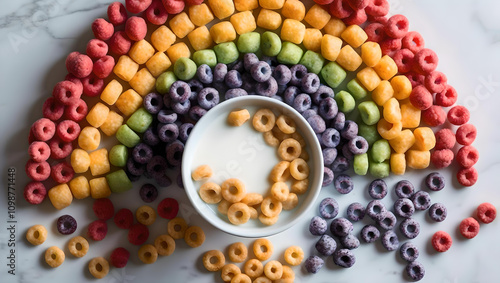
[93,55,115,79]
[185,0,205,5]
[431,231,452,252]
[25,160,51,182]
[88,220,108,241]
[456,145,479,169]
[447,105,470,126]
[145,0,168,26]
[435,84,458,107]
[91,18,114,41]
[459,217,480,238]
[402,31,425,54]
[343,8,367,26]
[64,74,83,94]
[128,223,149,245]
[365,0,389,17]
[110,247,130,268]
[431,149,454,169]
[126,0,152,13]
[114,208,134,229]
[456,167,478,187]
[66,52,93,79]
[347,0,369,10]
[93,198,115,220]
[380,37,402,56]
[56,120,81,142]
[364,22,386,43]
[434,128,456,150]
[53,81,83,106]
[51,161,74,184]
[157,198,179,219]
[125,16,147,41]
[409,85,433,110]
[476,203,496,224]
[425,71,447,93]
[385,14,409,39]
[64,99,88,122]
[32,118,56,141]
[405,71,425,88]
[162,0,185,15]
[109,31,132,55]
[48,136,73,159]
[24,181,47,205]
[393,49,414,74]
[42,97,65,121]
[86,39,109,60]
[28,141,51,162]
[328,0,354,19]
[456,124,477,146]
[108,2,128,26]
[421,105,446,127]
[413,48,438,75]
[82,74,105,97]
[367,15,388,25]
[314,0,334,4]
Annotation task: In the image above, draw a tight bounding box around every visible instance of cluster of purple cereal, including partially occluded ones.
[304,171,448,281]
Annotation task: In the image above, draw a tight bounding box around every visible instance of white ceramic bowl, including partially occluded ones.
[182,96,323,238]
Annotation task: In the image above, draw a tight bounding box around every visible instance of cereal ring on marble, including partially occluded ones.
[25,160,50,182]
[184,226,205,248]
[422,105,446,127]
[110,247,129,268]
[91,18,114,41]
[261,197,282,218]
[253,238,273,261]
[447,105,470,126]
[135,205,156,226]
[154,234,175,256]
[157,198,179,219]
[26,224,47,245]
[263,260,283,280]
[138,244,158,264]
[24,181,47,205]
[221,264,241,282]
[402,31,425,54]
[45,246,65,268]
[289,158,309,180]
[227,203,251,225]
[252,109,276,132]
[42,97,64,121]
[125,16,147,41]
[276,115,296,134]
[221,178,246,203]
[414,48,438,75]
[385,14,409,38]
[145,0,168,25]
[435,84,458,107]
[460,217,480,239]
[241,193,263,206]
[284,246,304,266]
[107,2,128,26]
[425,71,447,93]
[244,259,263,278]
[431,149,454,169]
[231,273,251,283]
[192,164,213,181]
[278,138,302,161]
[199,182,222,204]
[68,236,89,258]
[456,146,479,168]
[228,242,248,263]
[66,52,93,79]
[167,217,187,239]
[457,167,478,187]
[86,39,108,60]
[456,124,477,146]
[270,161,291,182]
[477,203,496,224]
[203,250,225,271]
[88,257,109,279]
[409,85,433,110]
[432,231,452,252]
[125,0,152,13]
[270,182,289,202]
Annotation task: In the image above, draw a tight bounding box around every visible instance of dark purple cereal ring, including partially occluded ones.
[334,174,354,194]
[400,218,420,239]
[400,242,419,262]
[155,173,172,187]
[197,87,219,110]
[382,230,399,251]
[331,156,350,173]
[340,234,360,250]
[366,200,387,221]
[307,115,326,135]
[126,171,141,182]
[302,109,317,120]
[341,120,358,140]
[293,93,312,113]
[316,234,337,256]
[395,180,415,198]
[342,144,354,161]
[319,97,338,120]
[256,77,278,97]
[143,127,160,146]
[261,55,278,67]
[166,141,184,167]
[360,225,380,243]
[243,53,259,72]
[196,64,213,84]
[143,92,163,114]
[348,136,369,155]
[333,249,356,268]
[283,86,300,105]
[330,217,353,238]
[127,157,146,176]
[368,179,388,199]
[331,112,345,131]
[163,91,171,107]
[394,198,415,218]
[346,202,365,222]
[146,156,168,179]
[428,203,447,222]
[225,88,248,100]
[321,128,341,148]
[289,64,308,86]
[323,166,334,187]
[425,172,445,191]
[188,106,207,121]
[301,73,320,94]
[213,63,227,82]
[169,81,191,103]
[178,123,194,143]
[309,216,328,236]
[272,64,291,85]
[157,123,179,143]
[406,261,425,281]
[411,191,431,211]
[312,85,335,105]
[171,99,191,115]
[230,60,244,72]
[319,197,339,219]
[224,70,243,89]
[377,211,397,230]
[187,79,203,101]
[157,109,177,124]
[251,61,272,82]
[132,143,153,164]
[139,183,158,203]
[304,255,324,274]
[323,148,338,166]
[241,73,256,94]
[57,214,77,235]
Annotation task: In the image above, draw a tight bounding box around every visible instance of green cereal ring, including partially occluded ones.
[106,169,133,193]
[347,78,368,100]
[277,42,304,65]
[127,108,153,134]
[370,139,391,163]
[358,101,381,126]
[358,122,381,146]
[320,62,346,89]
[369,160,390,179]
[261,31,282,57]
[116,125,140,148]
[193,49,217,67]
[174,57,197,81]
[214,42,239,64]
[238,32,261,54]
[299,50,325,74]
[109,144,128,167]
[353,153,369,176]
[334,91,356,113]
[156,71,177,94]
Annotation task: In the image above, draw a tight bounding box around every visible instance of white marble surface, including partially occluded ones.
[0,0,500,282]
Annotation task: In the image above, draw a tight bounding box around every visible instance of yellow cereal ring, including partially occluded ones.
[138,244,158,264]
[228,242,248,263]
[324,17,346,37]
[257,9,282,31]
[184,226,205,248]
[208,0,235,20]
[341,25,368,48]
[253,277,272,283]
[221,178,246,203]
[281,265,295,280]
[282,192,299,210]
[227,202,251,225]
[26,224,47,245]
[210,21,237,44]
[389,129,415,153]
[221,263,241,282]
[391,152,406,175]
[278,138,302,161]
[303,28,322,52]
[289,158,309,180]
[48,184,73,210]
[232,274,252,283]
[383,97,402,124]
[391,75,412,100]
[253,238,273,261]
[228,109,251,126]
[276,115,296,134]
[189,3,215,26]
[258,213,279,225]
[241,193,263,206]
[71,149,90,174]
[167,217,188,240]
[203,250,225,271]
[45,246,65,268]
[413,127,436,151]
[192,164,213,181]
[68,236,89,258]
[270,182,290,202]
[218,199,231,215]
[361,41,382,67]
[321,34,343,62]
[270,161,291,182]
[199,182,223,204]
[154,234,176,256]
[136,205,156,226]
[281,19,305,44]
[372,80,394,106]
[244,258,264,278]
[263,260,283,280]
[377,118,402,140]
[260,197,282,217]
[272,125,292,142]
[69,176,90,199]
[88,257,109,279]
[291,179,308,195]
[86,103,110,128]
[252,109,276,132]
[248,206,258,219]
[235,0,258,12]
[304,4,331,30]
[283,246,304,266]
[230,11,256,35]
[406,150,430,169]
[282,0,305,21]
[263,131,280,146]
[336,45,363,72]
[78,126,101,151]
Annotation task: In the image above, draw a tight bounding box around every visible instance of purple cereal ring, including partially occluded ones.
[346,202,365,222]
[321,128,341,148]
[146,156,167,179]
[225,88,248,100]
[143,92,163,114]
[366,199,387,221]
[330,217,353,237]
[322,147,338,166]
[333,249,355,268]
[306,114,326,134]
[400,242,419,262]
[319,97,338,120]
[347,136,369,154]
[178,123,194,143]
[283,86,301,105]
[169,81,191,103]
[157,109,177,124]
[312,85,335,105]
[382,230,399,251]
[243,53,259,72]
[361,224,380,243]
[406,261,425,281]
[127,157,145,176]
[196,64,213,84]
[331,112,346,131]
[341,120,358,140]
[309,216,328,236]
[394,198,415,218]
[368,179,388,199]
[319,197,339,219]
[289,64,308,86]
[171,100,191,115]
[273,64,291,85]
[301,73,320,94]
[213,63,227,82]
[143,127,159,146]
[166,140,184,167]
[411,191,431,211]
[377,211,397,230]
[425,172,445,191]
[395,180,415,198]
[323,167,334,187]
[188,106,207,121]
[334,174,354,194]
[302,109,318,120]
[256,77,278,97]
[315,234,337,256]
[340,234,360,250]
[400,218,420,239]
[331,156,350,173]
[157,123,179,143]
[132,143,153,164]
[251,61,272,83]
[428,203,447,222]
[197,87,219,110]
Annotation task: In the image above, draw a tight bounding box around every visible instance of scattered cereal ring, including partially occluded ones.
[88,257,109,279]
[45,246,65,268]
[221,263,241,282]
[476,203,496,224]
[167,217,188,239]
[457,167,478,187]
[252,108,276,132]
[221,178,246,203]
[138,244,158,264]
[184,226,205,248]
[110,247,130,268]
[228,242,248,263]
[154,234,175,256]
[459,217,480,239]
[456,124,477,146]
[253,238,273,261]
[456,145,479,168]
[68,236,89,258]
[284,246,304,266]
[128,223,149,245]
[26,224,47,245]
[203,250,225,271]
[447,105,470,126]
[157,197,179,219]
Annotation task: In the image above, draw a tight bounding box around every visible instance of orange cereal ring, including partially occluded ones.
[45,246,65,268]
[272,125,292,141]
[261,197,282,217]
[253,277,272,283]
[282,193,299,210]
[289,158,310,180]
[221,178,246,203]
[252,109,276,132]
[284,246,304,266]
[191,164,213,180]
[291,179,309,195]
[278,138,302,161]
[221,263,241,282]
[231,273,252,283]
[292,131,306,147]
[270,161,291,182]
[154,234,176,256]
[167,217,188,239]
[241,193,263,206]
[203,250,225,271]
[26,224,47,245]
[136,205,156,226]
[281,265,295,280]
[184,226,205,248]
[199,182,223,204]
[270,182,290,202]
[276,115,296,134]
[244,258,264,278]
[253,238,273,261]
[227,202,251,225]
[138,244,158,264]
[248,206,258,219]
[263,260,283,280]
[259,213,279,226]
[218,199,232,215]
[88,257,109,279]
[263,130,280,147]
[68,236,89,258]
[227,242,248,263]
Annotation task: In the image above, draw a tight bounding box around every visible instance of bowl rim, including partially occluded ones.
[181,96,324,238]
